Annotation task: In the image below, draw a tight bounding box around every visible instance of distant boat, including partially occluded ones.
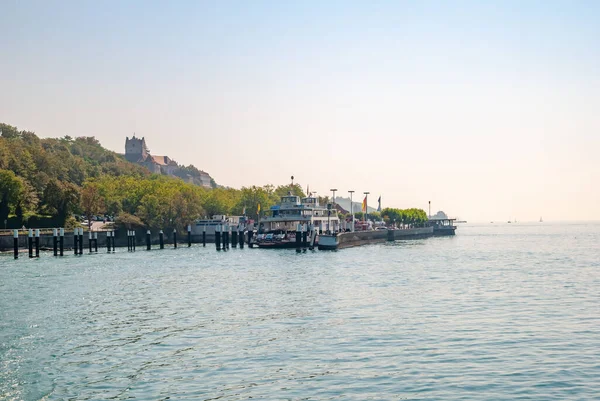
[540,216,543,223]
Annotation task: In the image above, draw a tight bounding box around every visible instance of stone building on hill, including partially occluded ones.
[125,135,213,188]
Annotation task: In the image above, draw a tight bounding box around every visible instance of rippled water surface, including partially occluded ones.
[1,222,599,400]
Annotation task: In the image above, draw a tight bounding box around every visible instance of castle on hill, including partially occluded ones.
[125,135,212,188]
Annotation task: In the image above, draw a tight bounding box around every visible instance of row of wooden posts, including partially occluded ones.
[10,224,268,259]
[11,223,318,259]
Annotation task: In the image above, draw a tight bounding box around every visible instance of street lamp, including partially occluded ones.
[363,192,370,223]
[327,203,332,234]
[329,189,337,233]
[348,190,354,232]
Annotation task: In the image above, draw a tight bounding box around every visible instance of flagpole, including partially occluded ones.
[363,192,369,223]
[348,190,354,232]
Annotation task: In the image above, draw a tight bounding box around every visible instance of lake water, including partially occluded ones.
[1,222,599,400]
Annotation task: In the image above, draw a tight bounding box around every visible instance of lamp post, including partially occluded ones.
[363,192,370,222]
[327,203,332,234]
[348,190,354,232]
[428,201,431,219]
[329,189,338,233]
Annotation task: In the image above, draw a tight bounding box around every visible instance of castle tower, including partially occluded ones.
[125,135,148,162]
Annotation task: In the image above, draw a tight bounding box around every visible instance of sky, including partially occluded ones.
[1,0,599,222]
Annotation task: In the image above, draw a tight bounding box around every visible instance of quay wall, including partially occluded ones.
[338,230,388,249]
[387,226,433,240]
[336,227,434,249]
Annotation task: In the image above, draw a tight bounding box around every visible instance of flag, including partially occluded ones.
[362,196,367,212]
[257,203,261,214]
[377,196,381,212]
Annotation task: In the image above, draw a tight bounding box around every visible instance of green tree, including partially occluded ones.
[42,180,80,225]
[236,186,271,220]
[81,183,105,228]
[0,169,24,225]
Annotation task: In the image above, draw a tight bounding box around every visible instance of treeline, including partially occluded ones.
[380,208,429,227]
[88,177,305,231]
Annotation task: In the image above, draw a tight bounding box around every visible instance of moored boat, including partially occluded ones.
[428,217,457,236]
[253,192,340,249]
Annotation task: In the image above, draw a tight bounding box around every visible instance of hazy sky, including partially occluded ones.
[1,0,599,222]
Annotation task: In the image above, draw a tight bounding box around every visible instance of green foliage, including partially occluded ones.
[81,182,104,227]
[115,212,145,229]
[0,169,25,224]
[0,122,150,227]
[381,207,428,227]
[93,175,208,231]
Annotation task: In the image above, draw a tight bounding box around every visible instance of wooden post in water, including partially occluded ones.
[94,232,98,252]
[309,224,315,250]
[302,224,308,250]
[173,229,177,249]
[296,224,302,253]
[248,227,254,248]
[74,229,78,255]
[78,228,84,255]
[13,229,18,259]
[159,230,164,249]
[231,226,237,248]
[202,225,206,247]
[132,230,136,252]
[239,224,244,248]
[28,229,33,258]
[215,224,221,251]
[187,225,192,247]
[53,228,58,256]
[88,230,93,253]
[59,228,64,256]
[221,224,226,250]
[146,230,151,250]
[35,229,40,258]
[106,231,111,253]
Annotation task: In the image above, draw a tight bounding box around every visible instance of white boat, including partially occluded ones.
[254,193,340,248]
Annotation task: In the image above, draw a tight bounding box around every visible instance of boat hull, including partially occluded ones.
[316,234,339,250]
[255,241,298,249]
[432,227,456,236]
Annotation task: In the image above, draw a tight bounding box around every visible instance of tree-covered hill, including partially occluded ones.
[0,122,305,230]
[0,122,152,228]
